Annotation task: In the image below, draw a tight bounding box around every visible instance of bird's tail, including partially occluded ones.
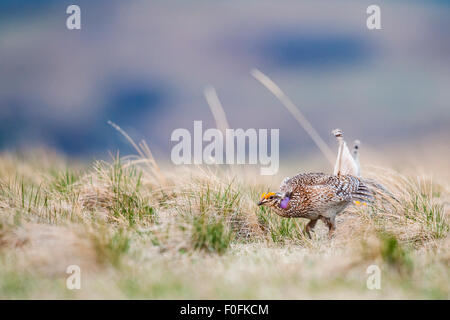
[357,178,400,205]
[352,180,375,204]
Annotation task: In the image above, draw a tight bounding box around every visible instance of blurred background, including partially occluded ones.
[1,0,449,170]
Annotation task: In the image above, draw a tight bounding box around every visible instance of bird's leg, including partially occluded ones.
[305,219,318,238]
[326,218,336,238]
[320,216,336,238]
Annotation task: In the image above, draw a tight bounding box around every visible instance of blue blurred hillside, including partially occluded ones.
[0,0,449,161]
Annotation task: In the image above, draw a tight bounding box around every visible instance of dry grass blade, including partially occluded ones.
[108,120,166,186]
[107,121,145,159]
[204,85,230,134]
[251,69,335,165]
[203,85,234,171]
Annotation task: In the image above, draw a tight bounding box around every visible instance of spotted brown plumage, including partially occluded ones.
[258,172,374,238]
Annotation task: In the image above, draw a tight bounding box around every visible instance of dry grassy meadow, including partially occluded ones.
[0,132,448,300]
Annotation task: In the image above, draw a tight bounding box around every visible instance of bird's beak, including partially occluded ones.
[257,200,264,206]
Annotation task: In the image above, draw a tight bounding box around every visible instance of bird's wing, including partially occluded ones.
[316,175,362,202]
[300,182,355,211]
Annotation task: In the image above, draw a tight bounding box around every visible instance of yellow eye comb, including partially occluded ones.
[261,192,276,199]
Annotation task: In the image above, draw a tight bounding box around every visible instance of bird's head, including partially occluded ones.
[258,191,291,209]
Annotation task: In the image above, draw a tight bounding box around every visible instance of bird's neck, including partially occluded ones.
[271,206,291,218]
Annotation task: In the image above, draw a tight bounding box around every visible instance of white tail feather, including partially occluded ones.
[332,129,359,176]
[353,140,361,176]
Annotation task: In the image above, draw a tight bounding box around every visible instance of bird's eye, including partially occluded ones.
[269,196,273,199]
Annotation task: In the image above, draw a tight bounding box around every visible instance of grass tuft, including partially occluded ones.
[191,213,232,254]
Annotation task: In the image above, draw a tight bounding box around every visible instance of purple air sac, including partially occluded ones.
[280,197,290,209]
